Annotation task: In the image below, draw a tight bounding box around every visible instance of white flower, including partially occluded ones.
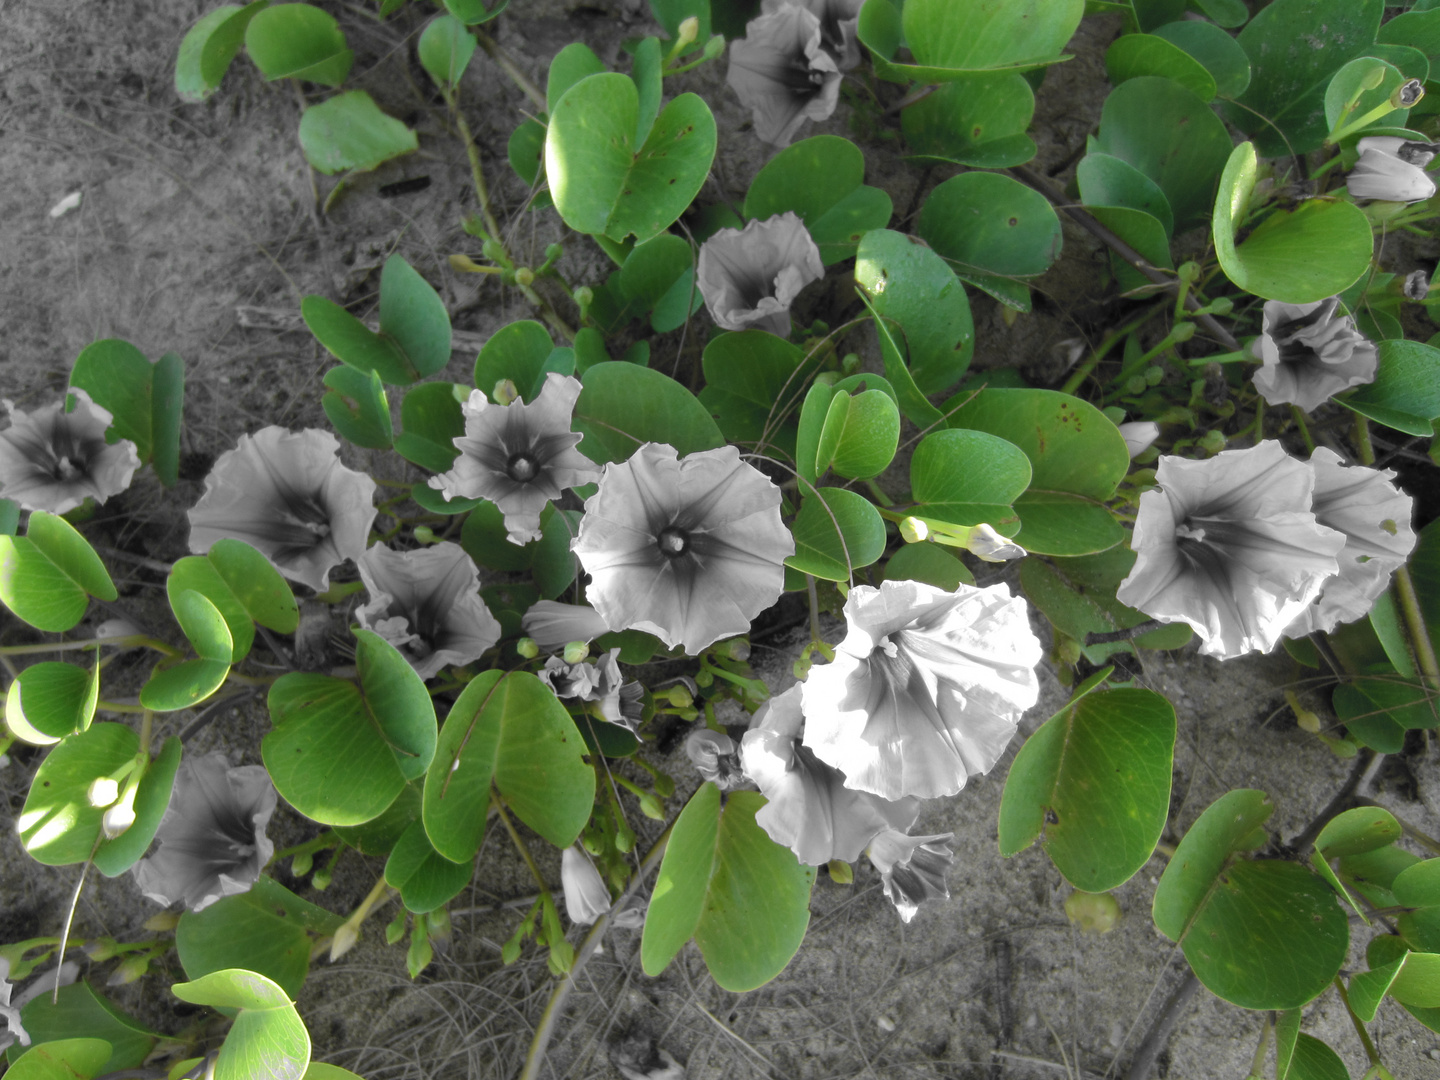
[560,845,611,926]
[1118,421,1160,458]
[801,579,1043,800]
[1250,297,1377,412]
[866,829,955,923]
[1116,441,1347,659]
[1285,448,1417,637]
[131,753,277,912]
[520,600,611,652]
[727,3,842,147]
[762,0,864,69]
[685,728,747,790]
[0,389,140,514]
[1347,136,1438,204]
[355,542,501,679]
[697,212,825,338]
[429,373,600,545]
[740,684,918,865]
[572,443,795,655]
[187,427,376,593]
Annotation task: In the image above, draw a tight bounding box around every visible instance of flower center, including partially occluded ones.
[53,455,82,481]
[507,453,539,482]
[657,526,690,558]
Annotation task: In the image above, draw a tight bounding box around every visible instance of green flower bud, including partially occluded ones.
[827,859,854,885]
[1170,320,1196,343]
[413,526,437,545]
[666,683,693,708]
[1065,890,1120,934]
[492,379,520,406]
[514,267,535,287]
[1125,375,1147,396]
[516,637,540,659]
[1145,365,1164,386]
[563,640,589,664]
[1199,429,1227,454]
[677,15,699,47]
[899,517,929,543]
[639,792,666,820]
[291,851,314,877]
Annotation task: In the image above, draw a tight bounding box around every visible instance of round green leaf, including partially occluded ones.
[1325,57,1409,136]
[1130,0,1184,33]
[304,1065,368,1079]
[700,330,810,456]
[12,983,158,1074]
[546,42,606,114]
[167,558,253,663]
[139,659,231,713]
[1152,20,1251,99]
[900,74,1036,169]
[418,15,476,90]
[472,320,555,402]
[302,298,411,386]
[18,722,139,865]
[176,2,268,103]
[860,0,1083,82]
[1093,76,1232,231]
[379,255,452,381]
[442,0,507,25]
[0,515,116,633]
[385,819,472,912]
[423,670,503,862]
[298,91,418,175]
[1153,789,1274,941]
[1393,858,1440,909]
[998,688,1176,892]
[573,362,724,463]
[882,543,974,591]
[1286,1034,1351,1080]
[1076,154,1174,236]
[172,589,233,664]
[244,3,352,85]
[1342,340,1440,436]
[460,499,537,572]
[508,117,547,188]
[1086,205,1175,294]
[910,428,1030,532]
[323,366,393,450]
[531,508,581,601]
[172,969,310,1080]
[395,382,465,473]
[854,229,975,394]
[546,73,715,243]
[208,538,300,635]
[8,662,97,740]
[817,389,900,481]
[918,172,1061,280]
[1314,807,1403,860]
[1381,10,1440,64]
[785,486,887,581]
[1106,34,1216,101]
[177,886,312,1000]
[5,1038,113,1080]
[94,736,182,877]
[69,339,153,462]
[643,782,720,976]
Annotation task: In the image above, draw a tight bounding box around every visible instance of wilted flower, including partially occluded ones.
[560,845,611,926]
[1118,421,1160,458]
[866,829,955,923]
[131,752,277,912]
[762,0,864,69]
[0,958,26,1052]
[728,3,842,147]
[697,212,825,338]
[539,646,638,729]
[1285,448,1416,637]
[572,443,795,655]
[741,684,918,864]
[521,600,611,653]
[1347,136,1439,204]
[355,542,501,679]
[1116,441,1346,659]
[0,959,81,1053]
[1404,269,1431,302]
[801,579,1043,800]
[0,389,140,514]
[685,728,747,790]
[188,427,376,593]
[1250,297,1377,412]
[429,373,600,545]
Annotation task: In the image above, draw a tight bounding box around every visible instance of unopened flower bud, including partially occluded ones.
[966,523,1025,563]
[573,285,593,312]
[561,846,611,926]
[544,243,563,263]
[563,640,589,665]
[412,525,438,545]
[1118,421,1160,459]
[481,238,507,264]
[88,777,119,808]
[107,955,150,986]
[102,794,137,839]
[666,681,694,708]
[95,617,141,643]
[677,15,699,47]
[1169,321,1196,344]
[291,851,314,876]
[143,911,180,933]
[516,637,540,659]
[1207,297,1233,316]
[639,792,666,819]
[1066,891,1120,934]
[827,859,854,885]
[514,266,535,287]
[899,517,928,543]
[492,379,520,406]
[329,923,358,962]
[85,938,119,961]
[1199,430,1227,454]
[716,637,750,662]
[1144,365,1164,386]
[1125,375,1147,396]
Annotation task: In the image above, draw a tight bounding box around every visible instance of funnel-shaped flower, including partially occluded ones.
[1347,137,1439,204]
[728,3,842,147]
[521,600,612,653]
[697,212,825,338]
[131,753,276,912]
[430,373,600,545]
[0,390,140,514]
[686,728,747,790]
[866,829,955,923]
[763,0,864,69]
[1251,297,1377,412]
[188,427,376,593]
[801,580,1042,801]
[1116,441,1347,659]
[1118,421,1160,459]
[741,684,918,864]
[355,542,501,679]
[561,845,611,926]
[572,443,794,655]
[1285,448,1417,637]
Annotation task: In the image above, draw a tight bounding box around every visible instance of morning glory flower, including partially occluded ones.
[520,600,612,653]
[572,443,795,655]
[762,0,864,69]
[1115,441,1347,659]
[866,829,955,923]
[1346,137,1439,204]
[1118,421,1160,459]
[1251,297,1377,412]
[355,541,501,680]
[0,958,28,1051]
[0,389,140,514]
[728,3,842,147]
[429,373,600,546]
[685,728,747,790]
[1284,448,1417,637]
[188,427,376,593]
[560,845,611,926]
[801,579,1043,801]
[697,212,825,338]
[131,752,277,912]
[740,684,918,865]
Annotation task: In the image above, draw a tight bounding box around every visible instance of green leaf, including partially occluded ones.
[1087,205,1176,293]
[379,255,452,380]
[854,229,974,394]
[546,73,716,243]
[208,538,300,635]
[172,588,234,663]
[917,172,1062,279]
[1380,11,1440,64]
[909,428,1030,533]
[69,339,153,461]
[177,883,313,1000]
[591,235,696,333]
[1075,153,1174,236]
[442,0,507,25]
[1333,676,1436,753]
[743,136,894,265]
[298,91,418,174]
[650,0,710,43]
[632,36,663,146]
[1106,34,1216,101]
[418,15,477,90]
[151,351,185,488]
[1342,340,1440,436]
[322,368,392,450]
[333,782,420,857]
[172,969,310,1080]
[175,2,269,103]
[859,0,1084,82]
[1226,0,1384,157]
[1152,20,1251,99]
[1393,858,1440,909]
[11,983,158,1074]
[0,511,117,633]
[395,382,465,474]
[7,662,98,741]
[941,389,1129,556]
[140,589,233,712]
[574,362,724,463]
[1093,76,1233,230]
[1315,806,1403,859]
[815,388,899,481]
[93,736,182,877]
[1286,1034,1351,1080]
[508,117,547,188]
[385,819,472,912]
[18,722,138,865]
[998,688,1175,891]
[4,1038,113,1080]
[472,320,555,401]
[900,74,1036,169]
[860,299,949,427]
[1153,789,1274,940]
[785,487,887,582]
[642,784,815,991]
[1130,0,1184,33]
[882,543,974,591]
[547,42,606,113]
[699,331,810,455]
[244,3,352,85]
[1325,57,1409,136]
